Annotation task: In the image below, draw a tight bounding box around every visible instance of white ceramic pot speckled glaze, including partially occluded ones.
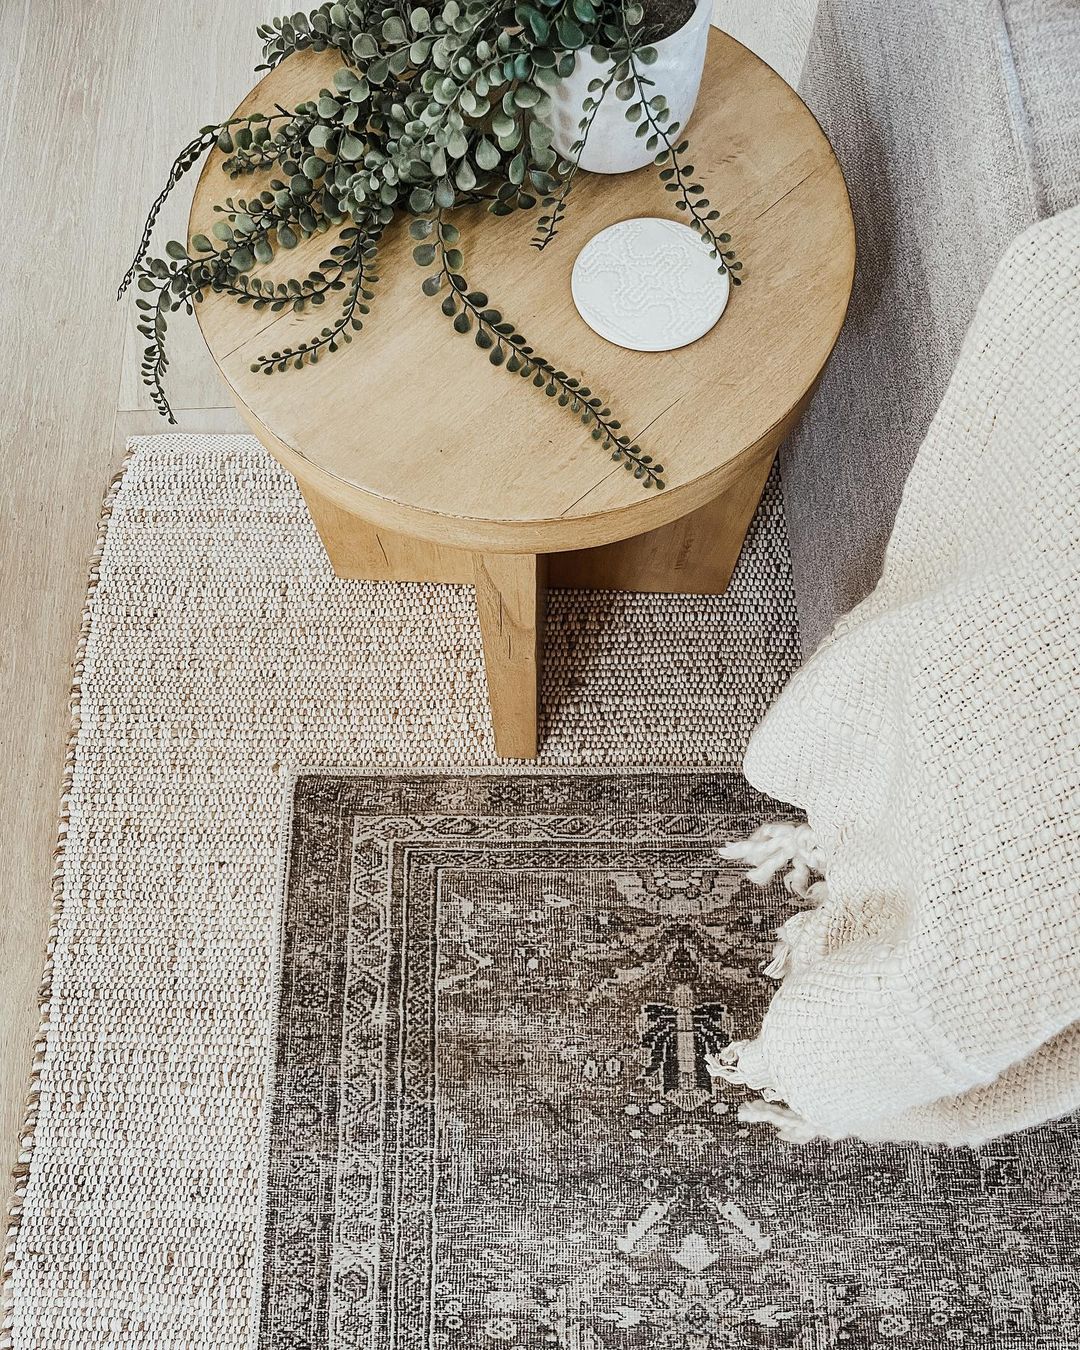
[546,0,712,174]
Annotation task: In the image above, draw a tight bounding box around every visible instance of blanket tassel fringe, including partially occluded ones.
[708,820,829,1143]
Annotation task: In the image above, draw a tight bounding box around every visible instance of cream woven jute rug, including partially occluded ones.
[5,434,799,1348]
[11,435,1080,1349]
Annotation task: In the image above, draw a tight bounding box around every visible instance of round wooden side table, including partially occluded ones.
[190,29,855,758]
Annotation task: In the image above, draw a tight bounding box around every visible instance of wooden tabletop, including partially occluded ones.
[191,29,854,553]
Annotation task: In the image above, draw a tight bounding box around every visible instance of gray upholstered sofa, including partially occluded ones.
[735,0,1080,651]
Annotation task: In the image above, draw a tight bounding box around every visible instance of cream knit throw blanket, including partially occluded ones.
[713,206,1080,1146]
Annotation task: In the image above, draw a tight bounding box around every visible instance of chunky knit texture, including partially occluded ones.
[715,206,1080,1145]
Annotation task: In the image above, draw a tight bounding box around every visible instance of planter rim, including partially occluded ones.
[643,0,711,52]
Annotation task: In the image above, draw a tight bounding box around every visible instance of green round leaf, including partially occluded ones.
[382,15,407,43]
[556,16,584,47]
[475,137,500,171]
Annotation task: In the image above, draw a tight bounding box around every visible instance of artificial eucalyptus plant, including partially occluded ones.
[121,0,743,491]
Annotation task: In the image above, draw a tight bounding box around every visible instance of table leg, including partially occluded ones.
[295,446,780,759]
[473,552,547,759]
[298,481,473,582]
[550,449,777,595]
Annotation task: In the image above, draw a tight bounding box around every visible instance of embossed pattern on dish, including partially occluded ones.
[571,217,730,352]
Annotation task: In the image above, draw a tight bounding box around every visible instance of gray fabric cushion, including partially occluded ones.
[1003,0,1080,216]
[780,0,1080,653]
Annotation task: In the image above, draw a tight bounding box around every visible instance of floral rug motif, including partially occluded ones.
[258,770,1080,1350]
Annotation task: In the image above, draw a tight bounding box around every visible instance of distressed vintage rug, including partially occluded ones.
[261,769,1080,1350]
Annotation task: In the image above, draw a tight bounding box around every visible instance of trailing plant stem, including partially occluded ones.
[622,18,743,281]
[532,71,615,251]
[426,216,665,489]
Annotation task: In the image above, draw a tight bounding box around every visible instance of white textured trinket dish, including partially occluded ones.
[571,216,731,352]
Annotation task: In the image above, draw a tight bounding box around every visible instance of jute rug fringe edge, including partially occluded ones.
[1,444,138,1344]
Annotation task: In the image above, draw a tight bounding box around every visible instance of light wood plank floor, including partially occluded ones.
[0,1,808,1203]
[0,0,266,1200]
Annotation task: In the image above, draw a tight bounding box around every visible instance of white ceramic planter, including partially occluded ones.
[546,0,712,174]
